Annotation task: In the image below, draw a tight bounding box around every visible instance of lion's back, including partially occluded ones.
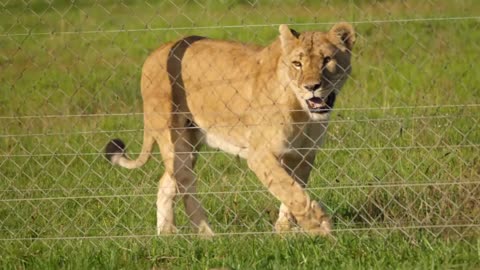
[139,37,281,130]
[178,39,264,120]
[181,39,262,84]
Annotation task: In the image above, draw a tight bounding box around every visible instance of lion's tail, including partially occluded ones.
[104,131,154,169]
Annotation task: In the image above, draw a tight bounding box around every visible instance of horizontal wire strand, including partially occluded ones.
[1,104,478,120]
[1,180,478,203]
[1,112,478,138]
[1,144,478,158]
[0,224,478,242]
[1,15,479,37]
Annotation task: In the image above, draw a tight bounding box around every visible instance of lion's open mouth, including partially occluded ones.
[306,93,336,114]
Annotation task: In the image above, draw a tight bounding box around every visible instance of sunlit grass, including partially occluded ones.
[1,0,479,269]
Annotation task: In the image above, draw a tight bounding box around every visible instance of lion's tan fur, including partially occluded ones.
[107,23,355,236]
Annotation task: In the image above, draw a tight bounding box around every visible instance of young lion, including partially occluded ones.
[105,23,355,236]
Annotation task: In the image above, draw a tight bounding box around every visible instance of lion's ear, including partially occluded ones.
[328,22,355,52]
[279,24,299,52]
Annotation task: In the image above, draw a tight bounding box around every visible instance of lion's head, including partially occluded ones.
[278,23,355,120]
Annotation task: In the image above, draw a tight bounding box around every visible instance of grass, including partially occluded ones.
[2,234,478,269]
[1,0,479,269]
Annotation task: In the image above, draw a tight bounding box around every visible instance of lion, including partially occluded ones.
[105,23,355,236]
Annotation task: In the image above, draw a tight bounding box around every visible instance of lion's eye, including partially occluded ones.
[323,56,332,66]
[292,61,302,68]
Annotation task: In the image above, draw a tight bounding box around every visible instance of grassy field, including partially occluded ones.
[1,0,479,269]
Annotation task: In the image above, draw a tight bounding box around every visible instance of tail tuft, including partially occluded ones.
[105,139,126,163]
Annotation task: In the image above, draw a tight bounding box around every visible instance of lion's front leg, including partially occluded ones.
[276,152,317,233]
[247,151,331,236]
[275,202,296,233]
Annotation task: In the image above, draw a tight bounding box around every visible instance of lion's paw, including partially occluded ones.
[274,212,297,233]
[275,220,293,233]
[197,220,215,239]
[295,200,332,236]
[156,224,177,235]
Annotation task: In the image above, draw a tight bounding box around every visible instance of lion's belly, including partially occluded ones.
[203,132,249,158]
[187,98,253,159]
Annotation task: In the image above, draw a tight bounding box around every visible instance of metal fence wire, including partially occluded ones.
[0,1,479,249]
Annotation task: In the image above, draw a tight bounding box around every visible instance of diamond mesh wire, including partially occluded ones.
[1,1,479,250]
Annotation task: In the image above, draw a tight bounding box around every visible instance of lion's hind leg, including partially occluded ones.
[156,171,177,235]
[152,126,177,235]
[155,123,213,237]
[173,126,214,237]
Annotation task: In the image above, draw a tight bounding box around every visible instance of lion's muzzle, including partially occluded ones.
[306,92,337,114]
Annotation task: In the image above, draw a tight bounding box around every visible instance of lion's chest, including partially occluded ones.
[282,121,329,155]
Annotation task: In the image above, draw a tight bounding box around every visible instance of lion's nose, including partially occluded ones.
[304,83,322,92]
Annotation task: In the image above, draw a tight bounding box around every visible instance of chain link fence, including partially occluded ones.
[1,0,479,251]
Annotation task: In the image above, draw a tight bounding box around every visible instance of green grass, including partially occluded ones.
[1,0,479,269]
[2,234,478,269]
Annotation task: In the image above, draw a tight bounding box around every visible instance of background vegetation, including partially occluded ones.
[1,0,479,269]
